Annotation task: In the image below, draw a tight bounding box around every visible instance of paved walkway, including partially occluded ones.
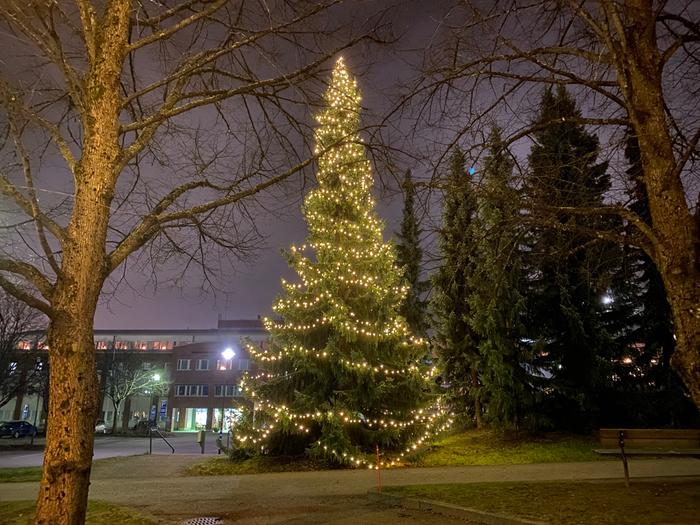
[2,456,699,524]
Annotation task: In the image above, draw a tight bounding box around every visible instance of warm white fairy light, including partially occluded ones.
[237,56,447,464]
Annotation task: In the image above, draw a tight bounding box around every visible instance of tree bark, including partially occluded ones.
[620,1,700,409]
[121,397,132,432]
[36,318,99,524]
[112,399,121,434]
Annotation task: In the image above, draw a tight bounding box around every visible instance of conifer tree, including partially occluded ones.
[236,58,445,466]
[396,170,429,337]
[468,128,531,428]
[605,134,695,425]
[523,86,613,430]
[431,148,483,425]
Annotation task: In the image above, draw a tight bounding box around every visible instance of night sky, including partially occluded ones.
[93,1,446,330]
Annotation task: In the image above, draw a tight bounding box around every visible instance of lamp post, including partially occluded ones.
[219,348,235,453]
[150,373,162,428]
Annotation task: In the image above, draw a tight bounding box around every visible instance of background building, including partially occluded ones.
[5,319,266,432]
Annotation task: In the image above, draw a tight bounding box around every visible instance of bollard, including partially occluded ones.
[196,429,206,454]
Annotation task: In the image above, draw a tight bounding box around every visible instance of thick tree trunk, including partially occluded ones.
[36,318,99,524]
[621,1,700,411]
[33,5,130,522]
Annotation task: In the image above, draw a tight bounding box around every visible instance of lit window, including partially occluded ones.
[216,359,233,371]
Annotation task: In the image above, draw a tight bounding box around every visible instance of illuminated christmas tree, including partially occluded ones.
[237,58,448,467]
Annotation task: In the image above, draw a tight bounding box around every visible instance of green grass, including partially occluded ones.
[0,500,158,525]
[386,479,700,525]
[184,429,607,475]
[0,456,139,483]
[407,429,607,466]
[183,455,340,476]
[0,466,42,483]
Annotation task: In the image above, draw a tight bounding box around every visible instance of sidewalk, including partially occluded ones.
[2,457,699,524]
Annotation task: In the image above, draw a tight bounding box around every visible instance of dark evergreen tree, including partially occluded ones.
[468,128,531,428]
[523,86,614,430]
[601,133,697,426]
[431,148,483,426]
[396,170,429,337]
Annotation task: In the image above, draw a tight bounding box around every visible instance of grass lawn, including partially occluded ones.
[0,466,42,483]
[0,455,146,483]
[386,479,700,525]
[183,454,339,476]
[408,429,606,466]
[0,500,158,525]
[184,429,606,476]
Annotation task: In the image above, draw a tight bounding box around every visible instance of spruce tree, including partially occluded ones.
[468,128,531,428]
[431,148,483,425]
[523,86,613,430]
[396,169,429,337]
[237,58,442,466]
[606,133,695,425]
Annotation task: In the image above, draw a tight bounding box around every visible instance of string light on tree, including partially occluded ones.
[234,57,449,465]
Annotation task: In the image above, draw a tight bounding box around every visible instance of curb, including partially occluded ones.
[368,490,546,525]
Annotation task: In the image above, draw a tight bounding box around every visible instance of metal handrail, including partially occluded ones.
[149,426,175,454]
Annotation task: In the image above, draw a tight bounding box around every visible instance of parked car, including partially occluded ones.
[0,420,38,439]
[94,420,111,434]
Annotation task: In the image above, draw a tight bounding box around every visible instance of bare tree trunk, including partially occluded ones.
[619,1,700,409]
[121,398,132,432]
[12,366,27,420]
[36,318,99,524]
[112,399,120,434]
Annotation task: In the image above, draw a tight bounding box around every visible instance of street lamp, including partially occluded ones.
[219,348,235,443]
[151,373,163,428]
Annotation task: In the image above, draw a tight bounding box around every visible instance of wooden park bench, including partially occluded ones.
[595,428,700,487]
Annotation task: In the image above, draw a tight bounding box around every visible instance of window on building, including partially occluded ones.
[214,384,240,397]
[196,359,209,371]
[238,359,250,371]
[216,359,233,371]
[174,384,209,396]
[177,359,191,371]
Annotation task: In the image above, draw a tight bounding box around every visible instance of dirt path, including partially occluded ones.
[3,456,700,524]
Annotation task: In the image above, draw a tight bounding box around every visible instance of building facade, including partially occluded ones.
[5,319,266,432]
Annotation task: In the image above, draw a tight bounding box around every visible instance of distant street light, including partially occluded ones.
[219,348,235,451]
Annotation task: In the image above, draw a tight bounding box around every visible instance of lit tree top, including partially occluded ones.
[270,57,414,344]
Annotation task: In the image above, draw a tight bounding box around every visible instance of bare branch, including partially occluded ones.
[0,174,67,245]
[127,0,227,52]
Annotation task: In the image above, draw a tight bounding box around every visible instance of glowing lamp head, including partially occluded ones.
[153,373,161,381]
[222,348,235,360]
